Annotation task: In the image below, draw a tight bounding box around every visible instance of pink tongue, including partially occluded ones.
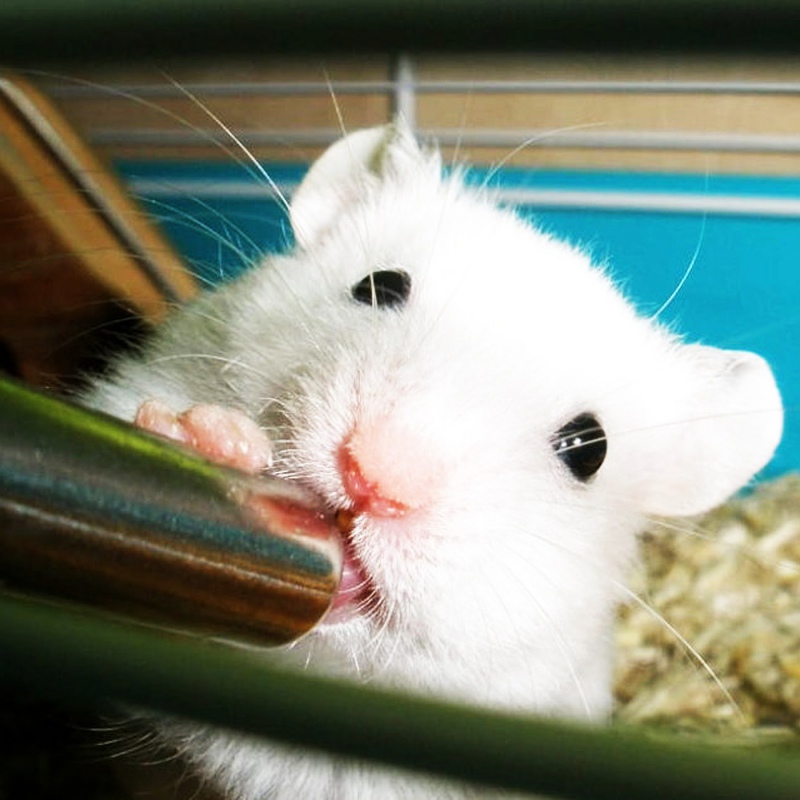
[327,559,370,624]
[330,550,367,612]
[327,512,370,617]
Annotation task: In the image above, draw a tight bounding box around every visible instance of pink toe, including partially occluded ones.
[134,400,273,474]
[180,405,273,474]
[134,399,189,444]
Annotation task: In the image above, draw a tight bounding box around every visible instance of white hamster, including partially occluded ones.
[85,122,783,799]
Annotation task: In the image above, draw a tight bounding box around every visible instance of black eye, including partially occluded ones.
[351,270,411,309]
[552,413,607,481]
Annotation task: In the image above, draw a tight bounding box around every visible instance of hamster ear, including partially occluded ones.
[289,121,423,249]
[633,346,783,517]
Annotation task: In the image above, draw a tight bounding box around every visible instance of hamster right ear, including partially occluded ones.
[629,346,783,517]
[289,122,424,249]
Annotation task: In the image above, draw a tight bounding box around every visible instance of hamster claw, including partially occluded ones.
[134,399,273,474]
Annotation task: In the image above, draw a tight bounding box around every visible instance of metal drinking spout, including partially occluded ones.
[0,377,342,646]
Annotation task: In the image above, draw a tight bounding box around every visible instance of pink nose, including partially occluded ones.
[338,419,442,518]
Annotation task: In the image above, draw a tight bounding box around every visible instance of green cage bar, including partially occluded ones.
[3,1,800,63]
[2,591,800,800]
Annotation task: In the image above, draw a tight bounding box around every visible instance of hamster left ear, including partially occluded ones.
[289,121,425,249]
[634,346,783,517]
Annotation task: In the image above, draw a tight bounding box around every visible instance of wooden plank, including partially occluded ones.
[0,74,197,383]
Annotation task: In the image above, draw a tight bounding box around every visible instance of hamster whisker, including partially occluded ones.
[611,578,743,719]
[610,405,785,443]
[282,628,321,674]
[322,78,393,327]
[480,543,593,716]
[501,516,736,715]
[482,121,609,188]
[301,640,318,671]
[0,242,164,277]
[145,352,268,380]
[45,303,149,343]
[114,738,178,767]
[70,185,258,289]
[446,88,474,173]
[343,642,365,678]
[23,69,287,209]
[81,723,145,753]
[32,71,286,288]
[324,76,391,278]
[252,394,284,420]
[324,69,349,142]
[363,598,400,667]
[86,720,165,762]
[262,432,295,454]
[528,599,592,717]
[650,212,707,321]
[136,194,262,278]
[182,305,245,333]
[648,515,800,575]
[160,73,292,217]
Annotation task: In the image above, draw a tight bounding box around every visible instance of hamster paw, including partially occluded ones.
[134,399,273,474]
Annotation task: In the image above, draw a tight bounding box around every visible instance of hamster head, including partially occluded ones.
[95,123,783,726]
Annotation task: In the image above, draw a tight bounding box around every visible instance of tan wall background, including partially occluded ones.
[34,55,800,175]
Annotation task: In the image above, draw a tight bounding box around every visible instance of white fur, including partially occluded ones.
[85,123,783,799]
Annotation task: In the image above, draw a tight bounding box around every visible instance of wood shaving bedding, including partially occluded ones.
[614,473,800,743]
